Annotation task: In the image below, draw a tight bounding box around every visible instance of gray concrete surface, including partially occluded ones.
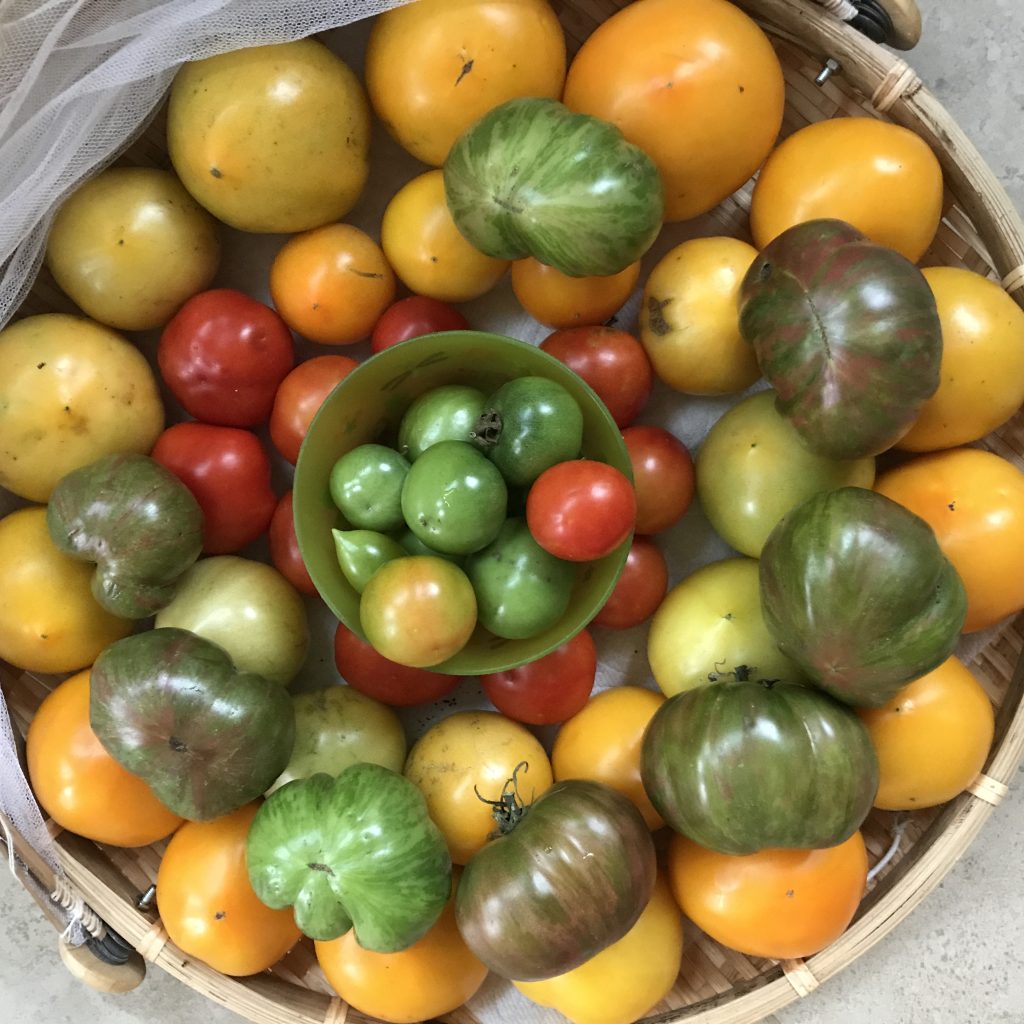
[2,1,1023,1022]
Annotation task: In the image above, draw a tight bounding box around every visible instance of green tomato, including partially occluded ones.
[332,529,406,593]
[397,384,487,461]
[401,441,507,555]
[329,444,409,532]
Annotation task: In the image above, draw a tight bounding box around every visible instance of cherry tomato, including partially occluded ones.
[592,537,667,629]
[540,326,653,428]
[512,258,641,330]
[269,491,316,596]
[622,426,694,534]
[481,630,597,725]
[371,296,470,353]
[270,354,359,464]
[157,288,295,427]
[527,461,636,562]
[152,423,277,555]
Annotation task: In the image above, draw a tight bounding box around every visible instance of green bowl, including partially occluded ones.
[293,331,632,675]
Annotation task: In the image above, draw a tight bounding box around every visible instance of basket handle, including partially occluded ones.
[812,0,922,50]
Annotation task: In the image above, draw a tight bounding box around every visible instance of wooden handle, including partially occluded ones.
[878,0,922,50]
[59,938,146,994]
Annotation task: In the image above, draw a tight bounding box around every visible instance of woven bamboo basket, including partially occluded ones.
[3,0,1024,1021]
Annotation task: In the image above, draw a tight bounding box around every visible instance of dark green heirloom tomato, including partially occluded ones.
[246,765,452,949]
[90,627,294,821]
[444,97,664,277]
[465,518,576,639]
[332,529,406,592]
[759,487,967,708]
[401,440,507,555]
[739,219,942,460]
[329,444,409,532]
[455,774,656,982]
[46,453,203,618]
[473,376,583,487]
[397,384,487,460]
[640,677,879,855]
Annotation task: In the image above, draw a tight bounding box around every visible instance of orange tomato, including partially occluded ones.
[858,656,994,811]
[27,670,183,847]
[563,0,784,222]
[156,802,301,976]
[667,831,868,960]
[898,267,1024,451]
[511,258,640,329]
[875,448,1024,633]
[750,118,944,262]
[269,224,395,345]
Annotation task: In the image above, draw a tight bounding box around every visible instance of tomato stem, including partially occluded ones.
[470,409,502,450]
[474,760,531,835]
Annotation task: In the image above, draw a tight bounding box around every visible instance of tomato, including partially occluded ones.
[875,448,1024,633]
[481,630,597,724]
[899,267,1024,451]
[563,0,784,222]
[639,237,760,395]
[551,686,665,830]
[667,831,868,960]
[371,296,470,353]
[330,444,410,533]
[398,385,486,460]
[622,426,694,534]
[270,354,359,465]
[527,460,636,561]
[334,623,460,705]
[0,507,131,674]
[0,314,164,502]
[514,875,683,1024]
[381,170,509,303]
[592,536,667,629]
[404,709,554,864]
[365,0,567,167]
[540,326,652,428]
[512,259,641,330]
[156,802,301,975]
[152,423,277,555]
[858,656,994,811]
[750,117,944,263]
[26,669,183,847]
[269,224,396,345]
[315,875,487,1024]
[269,491,316,597]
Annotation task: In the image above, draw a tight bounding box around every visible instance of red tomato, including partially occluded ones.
[152,423,276,554]
[527,461,636,562]
[540,326,653,428]
[480,630,597,725]
[270,354,359,464]
[333,622,461,706]
[158,288,295,427]
[371,296,470,353]
[268,491,316,596]
[623,426,695,534]
[592,536,668,629]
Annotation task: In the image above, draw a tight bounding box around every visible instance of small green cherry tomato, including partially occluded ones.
[398,384,487,460]
[329,444,409,532]
[332,529,407,593]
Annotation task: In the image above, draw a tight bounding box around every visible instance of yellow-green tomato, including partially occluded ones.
[45,167,220,331]
[647,557,803,697]
[0,314,164,502]
[167,39,370,233]
[697,391,876,557]
[514,874,683,1024]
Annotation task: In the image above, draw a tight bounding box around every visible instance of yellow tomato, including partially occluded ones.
[0,508,132,673]
[858,656,994,810]
[167,39,370,233]
[511,258,640,329]
[750,117,944,262]
[0,314,164,501]
[365,0,567,166]
[639,237,760,395]
[898,267,1024,451]
[269,224,396,345]
[380,171,508,303]
[552,687,665,829]
[514,875,683,1024]
[563,0,784,222]
[404,710,553,864]
[45,167,220,331]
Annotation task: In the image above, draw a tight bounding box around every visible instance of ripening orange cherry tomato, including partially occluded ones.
[511,258,641,329]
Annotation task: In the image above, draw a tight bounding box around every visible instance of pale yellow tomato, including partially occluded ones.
[511,258,640,329]
[639,237,760,395]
